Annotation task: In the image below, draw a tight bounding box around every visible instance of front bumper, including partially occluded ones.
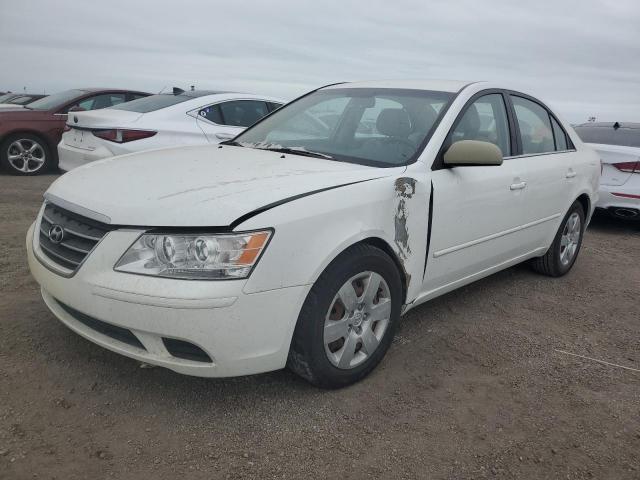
[26,223,309,377]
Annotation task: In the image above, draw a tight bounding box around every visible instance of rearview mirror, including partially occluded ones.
[443,140,503,167]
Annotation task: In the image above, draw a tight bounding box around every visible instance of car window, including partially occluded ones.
[27,89,85,111]
[236,88,454,167]
[551,116,568,151]
[111,94,192,113]
[512,96,555,155]
[9,96,31,105]
[267,102,283,112]
[218,100,270,127]
[75,93,126,111]
[264,96,348,141]
[451,94,510,156]
[574,125,640,148]
[198,104,223,124]
[128,93,148,101]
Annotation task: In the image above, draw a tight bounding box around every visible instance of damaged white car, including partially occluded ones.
[27,80,599,388]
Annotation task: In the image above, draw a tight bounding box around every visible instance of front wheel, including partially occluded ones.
[287,244,402,388]
[531,201,585,277]
[0,134,51,175]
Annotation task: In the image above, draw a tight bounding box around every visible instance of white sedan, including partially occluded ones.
[574,122,640,219]
[57,90,283,171]
[27,80,599,388]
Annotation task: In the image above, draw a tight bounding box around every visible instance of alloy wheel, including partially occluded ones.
[324,271,391,369]
[7,139,46,173]
[559,212,581,266]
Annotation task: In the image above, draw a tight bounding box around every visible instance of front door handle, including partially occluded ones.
[510,181,527,190]
[566,169,577,178]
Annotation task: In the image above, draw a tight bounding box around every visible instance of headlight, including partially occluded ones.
[114,230,272,280]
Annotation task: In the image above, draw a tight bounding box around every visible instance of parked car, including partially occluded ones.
[26,80,599,388]
[58,90,283,171]
[0,88,149,175]
[0,92,47,109]
[574,122,640,219]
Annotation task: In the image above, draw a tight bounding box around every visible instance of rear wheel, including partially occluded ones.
[287,244,402,388]
[531,201,585,277]
[0,134,51,175]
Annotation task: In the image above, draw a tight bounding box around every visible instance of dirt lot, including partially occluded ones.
[0,173,639,480]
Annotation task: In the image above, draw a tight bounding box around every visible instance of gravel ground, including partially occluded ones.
[1,174,639,480]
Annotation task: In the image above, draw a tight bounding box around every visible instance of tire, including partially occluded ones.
[0,133,52,176]
[531,201,585,277]
[287,244,403,389]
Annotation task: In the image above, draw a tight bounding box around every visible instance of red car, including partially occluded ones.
[0,88,149,175]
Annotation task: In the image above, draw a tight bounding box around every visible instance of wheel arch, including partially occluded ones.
[576,193,591,219]
[344,236,409,306]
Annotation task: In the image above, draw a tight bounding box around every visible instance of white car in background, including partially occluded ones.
[28,80,598,388]
[575,122,640,219]
[58,90,283,171]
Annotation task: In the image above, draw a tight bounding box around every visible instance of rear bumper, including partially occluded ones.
[597,181,640,210]
[26,223,308,377]
[57,141,114,171]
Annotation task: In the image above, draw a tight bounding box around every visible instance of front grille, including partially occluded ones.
[56,300,146,351]
[38,203,112,272]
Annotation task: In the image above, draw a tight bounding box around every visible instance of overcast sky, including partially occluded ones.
[1,0,639,123]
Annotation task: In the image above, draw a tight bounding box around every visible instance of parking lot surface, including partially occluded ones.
[1,174,639,479]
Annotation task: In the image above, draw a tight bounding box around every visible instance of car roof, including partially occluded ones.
[323,79,474,93]
[76,88,150,94]
[575,122,640,130]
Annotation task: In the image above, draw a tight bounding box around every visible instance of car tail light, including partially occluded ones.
[92,129,157,143]
[612,161,640,173]
[63,124,71,132]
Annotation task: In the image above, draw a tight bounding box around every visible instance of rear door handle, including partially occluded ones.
[510,181,527,190]
[566,169,577,178]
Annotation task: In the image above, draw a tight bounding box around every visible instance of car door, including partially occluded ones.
[423,91,529,295]
[506,94,577,251]
[196,100,271,143]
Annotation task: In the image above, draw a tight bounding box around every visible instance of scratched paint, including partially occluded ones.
[393,177,416,260]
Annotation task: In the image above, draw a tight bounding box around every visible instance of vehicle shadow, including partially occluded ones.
[587,210,640,234]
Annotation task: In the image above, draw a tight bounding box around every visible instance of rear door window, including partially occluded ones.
[77,93,127,111]
[511,96,555,155]
[218,100,270,127]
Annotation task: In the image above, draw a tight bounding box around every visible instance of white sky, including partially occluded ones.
[1,0,639,123]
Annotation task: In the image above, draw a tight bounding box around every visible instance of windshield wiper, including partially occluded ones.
[258,147,334,160]
[219,140,242,146]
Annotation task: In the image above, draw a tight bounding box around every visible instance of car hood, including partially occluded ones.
[46,144,397,227]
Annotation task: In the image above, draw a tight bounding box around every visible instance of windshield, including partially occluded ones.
[234,88,454,167]
[575,125,640,148]
[27,89,85,111]
[110,94,191,113]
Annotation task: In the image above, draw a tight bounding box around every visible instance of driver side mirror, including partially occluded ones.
[68,105,85,113]
[444,140,503,167]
